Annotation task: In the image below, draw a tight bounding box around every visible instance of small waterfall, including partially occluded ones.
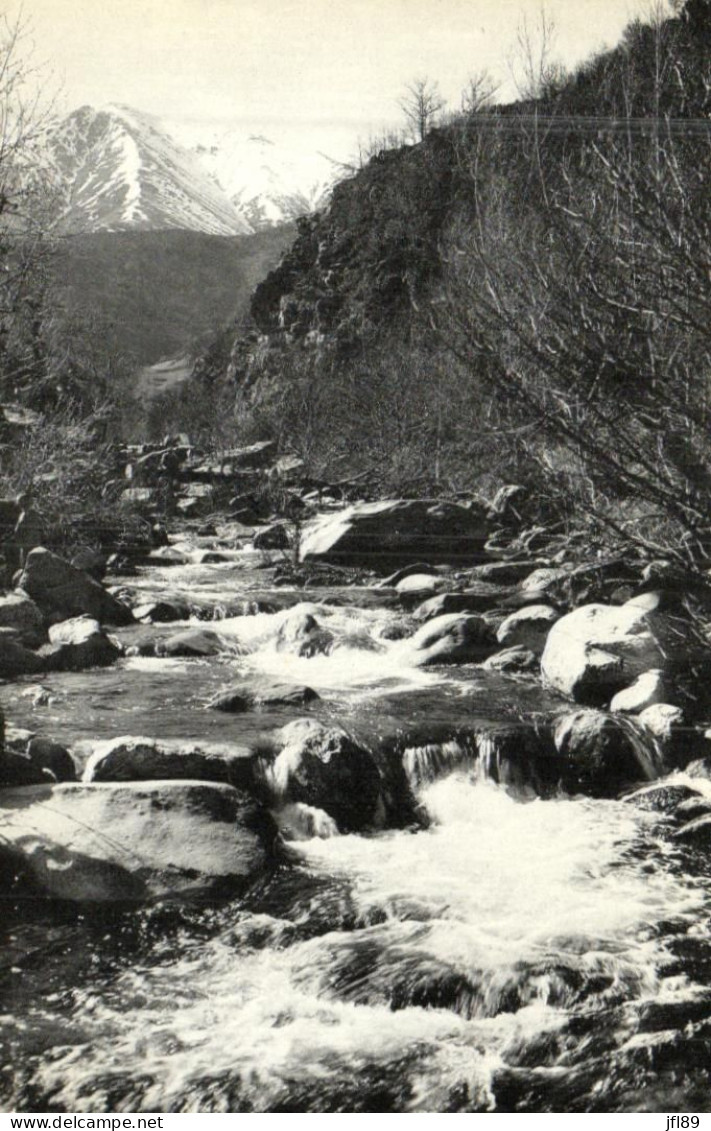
[402,726,547,799]
[402,738,477,788]
[8,535,711,1114]
[476,725,549,798]
[614,714,670,782]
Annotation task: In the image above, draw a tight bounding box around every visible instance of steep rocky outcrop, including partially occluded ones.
[250,131,459,346]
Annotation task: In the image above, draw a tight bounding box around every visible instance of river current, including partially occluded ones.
[2,539,711,1113]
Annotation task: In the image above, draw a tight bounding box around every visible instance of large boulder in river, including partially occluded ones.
[40,616,121,671]
[409,612,497,666]
[496,604,559,653]
[19,548,133,626]
[0,628,45,678]
[83,735,257,792]
[553,708,665,795]
[0,590,44,645]
[540,594,696,706]
[0,780,276,903]
[300,498,489,568]
[263,719,382,832]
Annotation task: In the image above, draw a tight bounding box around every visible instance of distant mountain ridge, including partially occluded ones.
[43,103,346,235]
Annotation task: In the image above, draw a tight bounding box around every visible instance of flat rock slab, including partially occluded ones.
[0,780,276,903]
[300,499,489,568]
[83,735,257,791]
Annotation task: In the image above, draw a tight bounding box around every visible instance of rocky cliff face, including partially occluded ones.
[248,130,460,350]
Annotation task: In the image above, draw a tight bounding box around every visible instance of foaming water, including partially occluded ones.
[215,602,444,697]
[8,777,711,1113]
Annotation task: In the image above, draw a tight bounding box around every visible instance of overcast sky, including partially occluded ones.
[22,0,666,134]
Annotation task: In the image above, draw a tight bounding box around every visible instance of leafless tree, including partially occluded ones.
[399,77,446,142]
[460,71,498,116]
[508,7,566,99]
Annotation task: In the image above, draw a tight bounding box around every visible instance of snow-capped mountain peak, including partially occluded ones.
[42,104,353,236]
[45,103,251,235]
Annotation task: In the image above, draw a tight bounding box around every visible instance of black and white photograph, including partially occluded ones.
[1,0,711,1116]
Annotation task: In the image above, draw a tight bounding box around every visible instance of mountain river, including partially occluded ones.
[2,535,711,1113]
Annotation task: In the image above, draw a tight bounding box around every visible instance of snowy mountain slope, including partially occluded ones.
[164,119,350,230]
[44,104,251,235]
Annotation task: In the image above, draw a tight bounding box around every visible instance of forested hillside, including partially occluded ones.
[215,0,711,563]
[52,226,294,367]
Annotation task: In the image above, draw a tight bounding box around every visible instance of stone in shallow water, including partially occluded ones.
[208,683,320,713]
[622,781,700,813]
[133,600,190,623]
[395,573,447,599]
[480,645,539,674]
[673,813,711,848]
[496,604,559,652]
[40,615,121,671]
[0,628,45,677]
[0,780,277,902]
[274,609,333,657]
[253,522,292,551]
[413,585,515,622]
[26,736,76,782]
[553,708,664,796]
[409,612,497,666]
[0,590,45,645]
[161,628,226,657]
[610,669,668,714]
[0,749,49,787]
